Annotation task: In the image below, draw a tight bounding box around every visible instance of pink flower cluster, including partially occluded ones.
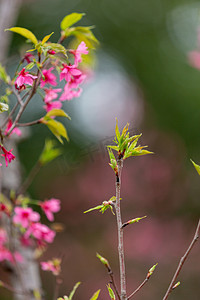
[13,198,61,247]
[14,41,89,115]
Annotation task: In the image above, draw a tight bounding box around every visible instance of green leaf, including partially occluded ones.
[191,159,200,176]
[115,118,120,142]
[68,282,81,300]
[60,13,85,30]
[41,32,54,45]
[39,139,62,165]
[5,27,38,45]
[42,118,69,143]
[0,102,9,113]
[46,109,71,119]
[84,205,104,214]
[90,290,100,300]
[25,62,35,70]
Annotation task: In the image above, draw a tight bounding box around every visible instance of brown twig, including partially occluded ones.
[115,158,127,300]
[16,119,41,127]
[127,278,148,300]
[163,218,200,300]
[108,268,121,300]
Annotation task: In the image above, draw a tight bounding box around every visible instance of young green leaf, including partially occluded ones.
[39,139,62,165]
[41,32,54,45]
[84,205,104,214]
[60,13,85,30]
[90,290,100,300]
[115,118,120,142]
[68,282,81,300]
[46,109,71,119]
[41,118,69,143]
[191,159,200,176]
[5,27,38,45]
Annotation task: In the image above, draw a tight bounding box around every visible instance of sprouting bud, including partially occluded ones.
[107,284,115,300]
[122,216,147,228]
[96,253,110,270]
[172,281,180,290]
[147,263,158,279]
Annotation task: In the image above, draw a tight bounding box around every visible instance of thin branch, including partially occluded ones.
[108,269,121,300]
[115,158,127,300]
[12,86,23,105]
[163,218,200,300]
[127,278,148,300]
[16,119,41,127]
[17,160,42,195]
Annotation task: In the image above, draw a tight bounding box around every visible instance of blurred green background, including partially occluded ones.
[2,0,200,299]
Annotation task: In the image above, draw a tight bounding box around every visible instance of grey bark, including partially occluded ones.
[0,1,43,299]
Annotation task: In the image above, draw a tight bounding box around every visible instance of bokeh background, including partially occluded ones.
[1,0,200,299]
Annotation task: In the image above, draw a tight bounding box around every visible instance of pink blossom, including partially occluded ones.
[25,223,55,244]
[188,51,200,70]
[44,88,62,103]
[40,198,61,221]
[40,67,57,87]
[23,53,34,64]
[4,119,22,137]
[60,82,82,101]
[0,146,15,167]
[15,68,37,89]
[44,101,62,112]
[70,41,89,65]
[13,207,40,229]
[40,258,61,275]
[60,64,82,82]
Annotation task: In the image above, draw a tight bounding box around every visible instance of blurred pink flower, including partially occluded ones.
[25,222,55,244]
[0,146,15,167]
[60,83,82,101]
[44,88,62,103]
[70,41,89,65]
[41,67,57,87]
[44,100,62,112]
[15,68,37,89]
[13,207,40,228]
[4,119,22,137]
[188,51,200,70]
[40,198,61,221]
[60,63,82,82]
[41,258,61,275]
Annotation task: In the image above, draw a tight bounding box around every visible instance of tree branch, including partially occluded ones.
[115,158,127,300]
[163,218,200,300]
